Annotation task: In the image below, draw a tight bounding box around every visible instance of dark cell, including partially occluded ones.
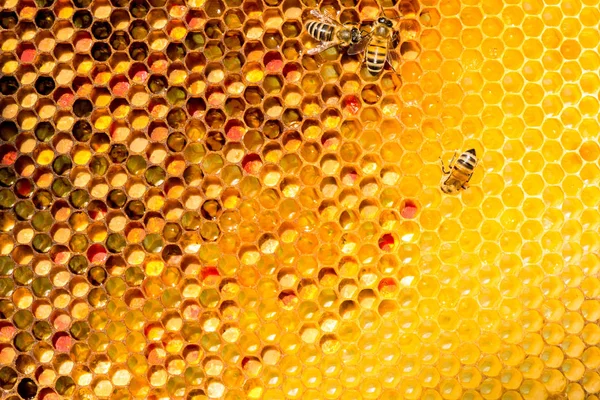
[126,155,146,176]
[0,11,18,29]
[69,188,90,209]
[87,200,107,221]
[130,0,150,18]
[72,10,92,29]
[70,320,90,340]
[17,378,38,400]
[51,176,73,197]
[0,167,17,187]
[73,99,93,117]
[14,331,35,352]
[166,108,187,129]
[69,233,88,253]
[125,200,146,220]
[205,109,226,128]
[244,107,264,128]
[106,233,126,253]
[73,0,92,7]
[72,120,93,142]
[148,75,167,94]
[205,131,225,151]
[69,255,88,275]
[264,120,282,139]
[91,21,112,40]
[166,43,186,62]
[107,189,127,209]
[144,166,166,186]
[167,132,187,152]
[109,31,130,51]
[204,20,224,39]
[201,199,222,220]
[0,188,16,209]
[91,42,112,61]
[109,144,129,163]
[185,31,205,50]
[111,0,129,6]
[52,155,72,175]
[129,42,148,61]
[0,76,19,95]
[15,200,35,220]
[161,244,182,263]
[32,320,52,340]
[34,76,56,95]
[129,21,149,40]
[0,121,18,141]
[89,155,109,176]
[34,9,55,29]
[88,266,107,285]
[0,366,17,390]
[34,121,55,142]
[32,190,53,210]
[14,178,34,198]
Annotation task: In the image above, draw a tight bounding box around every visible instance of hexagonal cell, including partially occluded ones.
[243,19,264,42]
[224,9,244,29]
[109,31,130,51]
[148,9,168,30]
[129,0,150,18]
[91,42,112,62]
[204,19,225,39]
[72,10,92,29]
[34,9,55,29]
[129,42,149,61]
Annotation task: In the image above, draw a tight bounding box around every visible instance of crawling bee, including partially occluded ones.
[440,149,478,194]
[305,9,365,55]
[347,15,400,75]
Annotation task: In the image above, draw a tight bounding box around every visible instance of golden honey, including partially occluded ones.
[0,0,599,398]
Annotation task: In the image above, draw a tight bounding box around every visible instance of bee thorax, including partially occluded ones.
[374,25,388,37]
[337,30,352,41]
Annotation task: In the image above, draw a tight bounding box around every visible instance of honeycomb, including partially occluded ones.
[0,0,600,398]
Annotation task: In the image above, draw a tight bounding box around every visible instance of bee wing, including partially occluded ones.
[347,34,371,55]
[306,41,337,55]
[386,47,401,72]
[310,9,341,26]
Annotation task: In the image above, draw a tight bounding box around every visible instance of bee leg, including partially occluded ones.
[449,151,457,167]
[440,158,450,175]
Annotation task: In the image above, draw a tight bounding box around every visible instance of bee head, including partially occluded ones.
[350,28,362,42]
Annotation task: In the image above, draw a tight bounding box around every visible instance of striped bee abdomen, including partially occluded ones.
[455,149,477,172]
[307,21,334,42]
[366,37,387,73]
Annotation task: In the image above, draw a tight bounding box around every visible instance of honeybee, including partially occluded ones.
[305,9,365,55]
[347,15,400,75]
[440,149,478,194]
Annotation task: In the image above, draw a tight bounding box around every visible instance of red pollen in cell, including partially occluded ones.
[53,332,72,352]
[401,200,418,219]
[87,244,107,264]
[378,233,395,251]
